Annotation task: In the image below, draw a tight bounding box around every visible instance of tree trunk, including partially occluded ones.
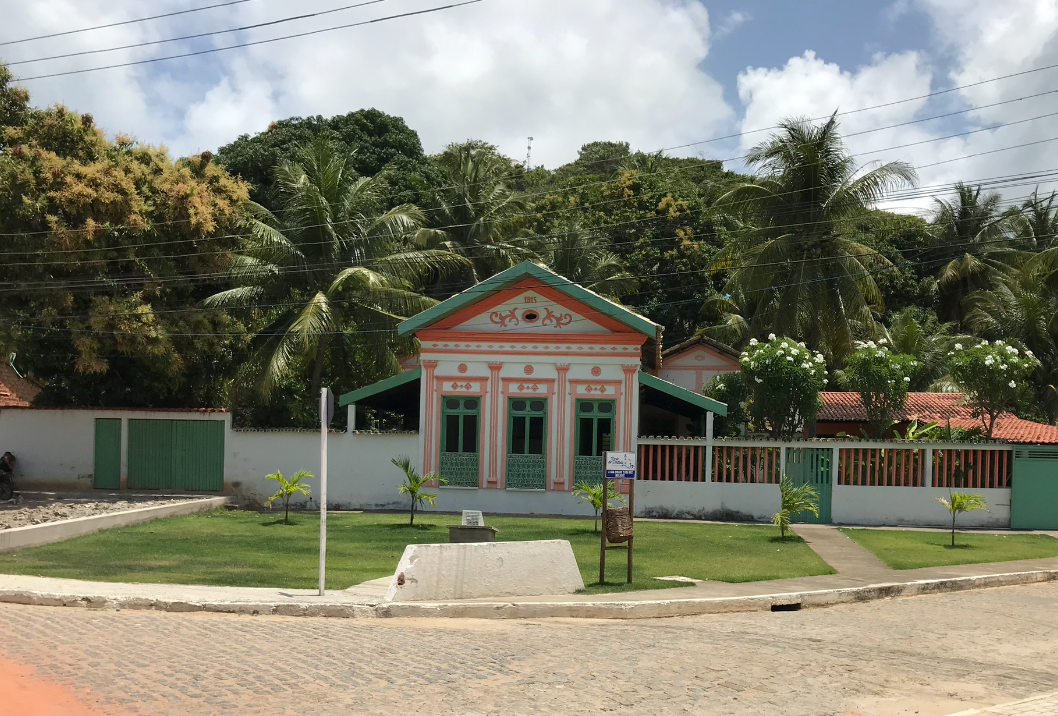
[309,335,330,401]
[951,512,957,547]
[285,497,290,525]
[410,501,415,526]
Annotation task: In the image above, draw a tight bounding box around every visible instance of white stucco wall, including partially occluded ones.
[227,430,419,510]
[0,408,229,491]
[832,486,1011,528]
[635,481,780,522]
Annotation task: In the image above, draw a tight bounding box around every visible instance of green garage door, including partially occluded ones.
[93,418,122,489]
[128,419,224,491]
[1011,446,1058,529]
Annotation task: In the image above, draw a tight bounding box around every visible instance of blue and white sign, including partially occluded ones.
[604,451,637,480]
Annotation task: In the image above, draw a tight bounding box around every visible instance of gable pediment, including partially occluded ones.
[432,283,634,335]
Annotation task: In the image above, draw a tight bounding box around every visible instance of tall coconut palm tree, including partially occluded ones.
[534,219,638,299]
[964,265,1058,421]
[205,136,469,398]
[1013,187,1058,249]
[880,308,964,391]
[932,182,1016,323]
[710,114,918,360]
[421,142,534,280]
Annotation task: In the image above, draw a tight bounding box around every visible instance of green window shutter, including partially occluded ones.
[93,419,122,490]
[439,397,481,488]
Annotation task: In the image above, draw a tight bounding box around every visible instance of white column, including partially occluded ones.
[924,447,933,488]
[705,412,714,483]
[347,404,356,434]
[319,388,329,597]
[780,445,787,479]
[832,445,840,486]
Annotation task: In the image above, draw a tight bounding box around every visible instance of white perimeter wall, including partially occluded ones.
[0,408,1017,527]
[832,486,1011,528]
[0,408,228,491]
[635,481,779,522]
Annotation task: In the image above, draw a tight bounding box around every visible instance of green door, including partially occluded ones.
[573,399,615,486]
[93,419,122,490]
[1011,447,1058,529]
[506,398,547,489]
[128,419,224,491]
[439,396,481,487]
[786,447,832,523]
[174,421,225,491]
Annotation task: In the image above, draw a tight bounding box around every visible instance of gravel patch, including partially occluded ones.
[0,497,193,530]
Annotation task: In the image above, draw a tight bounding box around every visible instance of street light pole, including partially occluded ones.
[319,387,330,596]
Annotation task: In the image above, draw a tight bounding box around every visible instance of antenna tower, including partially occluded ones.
[525,136,533,170]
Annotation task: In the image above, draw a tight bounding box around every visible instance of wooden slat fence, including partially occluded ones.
[934,448,1012,489]
[838,448,925,487]
[637,439,1013,487]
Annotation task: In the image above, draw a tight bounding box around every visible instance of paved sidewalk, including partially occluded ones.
[950,691,1058,715]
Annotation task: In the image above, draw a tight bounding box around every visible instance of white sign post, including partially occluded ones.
[600,451,637,584]
[319,387,333,597]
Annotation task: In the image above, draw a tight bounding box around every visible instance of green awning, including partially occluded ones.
[638,372,727,417]
[339,369,421,408]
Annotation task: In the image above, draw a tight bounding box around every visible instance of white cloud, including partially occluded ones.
[4,0,736,168]
[735,0,1058,215]
[713,10,751,41]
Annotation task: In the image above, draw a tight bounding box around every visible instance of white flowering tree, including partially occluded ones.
[740,335,828,438]
[842,339,919,438]
[948,340,1039,439]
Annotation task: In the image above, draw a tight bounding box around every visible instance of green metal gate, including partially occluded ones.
[127,419,224,491]
[1011,446,1058,529]
[93,418,122,489]
[786,447,833,523]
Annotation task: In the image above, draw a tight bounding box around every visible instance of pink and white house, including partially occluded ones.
[339,262,726,494]
[658,335,741,395]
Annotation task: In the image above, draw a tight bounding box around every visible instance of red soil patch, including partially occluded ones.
[0,652,118,716]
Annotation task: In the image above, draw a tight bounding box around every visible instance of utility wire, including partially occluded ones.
[12,1,484,82]
[5,0,393,67]
[0,0,254,46]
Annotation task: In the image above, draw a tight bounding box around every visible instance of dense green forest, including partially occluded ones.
[3,62,1058,428]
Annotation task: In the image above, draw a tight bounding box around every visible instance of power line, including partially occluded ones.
[5,0,393,67]
[0,0,254,47]
[11,1,485,82]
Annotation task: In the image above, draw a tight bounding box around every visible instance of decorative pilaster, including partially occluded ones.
[622,364,639,450]
[554,364,570,489]
[422,360,438,474]
[487,362,503,486]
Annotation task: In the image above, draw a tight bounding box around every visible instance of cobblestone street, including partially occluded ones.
[2,582,1058,715]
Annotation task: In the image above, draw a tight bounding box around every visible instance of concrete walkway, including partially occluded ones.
[950,690,1058,715]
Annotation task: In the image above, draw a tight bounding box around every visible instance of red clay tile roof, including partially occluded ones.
[818,391,1058,444]
[0,363,41,408]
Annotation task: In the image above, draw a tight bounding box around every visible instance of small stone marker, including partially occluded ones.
[461,510,484,527]
[449,510,495,543]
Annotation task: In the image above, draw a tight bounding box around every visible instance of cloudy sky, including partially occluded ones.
[4,0,1058,212]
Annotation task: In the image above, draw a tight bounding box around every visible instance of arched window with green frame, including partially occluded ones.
[440,396,480,487]
[574,399,615,485]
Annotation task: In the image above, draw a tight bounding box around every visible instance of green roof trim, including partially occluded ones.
[397,261,659,338]
[639,371,727,416]
[339,369,421,407]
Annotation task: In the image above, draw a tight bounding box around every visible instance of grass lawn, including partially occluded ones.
[840,528,1058,570]
[0,510,833,594]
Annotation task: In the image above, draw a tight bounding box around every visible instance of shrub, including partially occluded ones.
[265,470,315,525]
[842,339,918,437]
[773,475,819,539]
[572,480,626,533]
[948,340,1038,438]
[703,372,748,437]
[739,335,827,438]
[935,492,988,547]
[392,456,446,526]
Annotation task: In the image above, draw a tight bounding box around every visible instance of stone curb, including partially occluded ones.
[0,497,230,553]
[0,568,1054,620]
